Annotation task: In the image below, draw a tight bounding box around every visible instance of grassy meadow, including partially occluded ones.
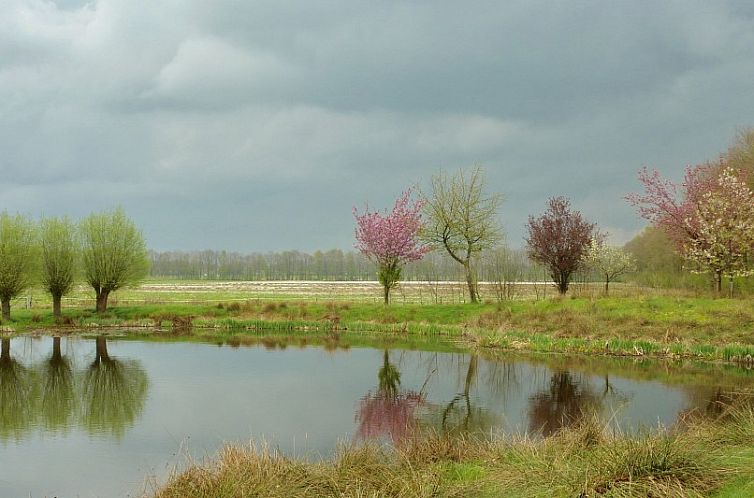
[4,279,754,364]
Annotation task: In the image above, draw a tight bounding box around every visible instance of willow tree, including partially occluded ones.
[40,217,78,318]
[422,167,503,303]
[80,208,149,312]
[0,213,38,321]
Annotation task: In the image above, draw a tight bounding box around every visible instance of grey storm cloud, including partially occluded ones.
[1,0,753,251]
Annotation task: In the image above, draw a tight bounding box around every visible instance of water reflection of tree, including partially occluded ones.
[81,336,148,439]
[436,354,498,434]
[355,349,424,442]
[528,371,602,436]
[680,385,754,421]
[0,338,36,440]
[40,336,75,431]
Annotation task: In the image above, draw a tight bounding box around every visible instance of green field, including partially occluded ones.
[3,279,754,364]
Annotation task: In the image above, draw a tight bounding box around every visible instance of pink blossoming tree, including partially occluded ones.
[627,163,754,293]
[354,190,429,304]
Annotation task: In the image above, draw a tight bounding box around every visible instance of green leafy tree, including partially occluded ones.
[0,213,39,321]
[421,167,503,303]
[583,238,637,294]
[80,208,149,313]
[40,217,79,318]
[624,227,684,274]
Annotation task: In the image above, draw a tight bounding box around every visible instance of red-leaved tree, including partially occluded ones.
[354,190,429,304]
[625,163,718,249]
[526,197,596,295]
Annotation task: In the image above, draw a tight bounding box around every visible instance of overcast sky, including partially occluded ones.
[2,0,753,252]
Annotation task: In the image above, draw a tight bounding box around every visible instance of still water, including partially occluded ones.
[0,334,751,497]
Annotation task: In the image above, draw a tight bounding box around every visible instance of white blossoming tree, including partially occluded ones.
[682,168,754,295]
[583,238,636,294]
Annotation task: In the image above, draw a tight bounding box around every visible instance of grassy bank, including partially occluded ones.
[153,400,754,497]
[3,295,754,363]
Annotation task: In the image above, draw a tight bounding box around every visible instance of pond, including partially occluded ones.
[0,333,751,497]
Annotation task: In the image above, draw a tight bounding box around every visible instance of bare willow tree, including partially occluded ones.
[0,213,38,321]
[80,208,149,313]
[421,167,503,303]
[40,217,79,318]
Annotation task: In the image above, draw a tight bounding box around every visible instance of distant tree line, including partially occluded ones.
[148,246,546,284]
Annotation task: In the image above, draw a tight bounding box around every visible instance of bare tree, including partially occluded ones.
[421,167,503,303]
[0,213,38,321]
[80,208,149,313]
[526,197,595,295]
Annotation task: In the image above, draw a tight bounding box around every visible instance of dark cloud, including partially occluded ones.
[1,0,753,251]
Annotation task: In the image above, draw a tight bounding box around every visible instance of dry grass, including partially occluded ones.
[151,402,754,498]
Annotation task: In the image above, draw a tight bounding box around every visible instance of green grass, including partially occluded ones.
[4,284,754,363]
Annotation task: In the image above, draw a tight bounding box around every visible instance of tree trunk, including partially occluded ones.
[95,336,109,363]
[604,275,610,295]
[96,289,110,313]
[557,272,569,295]
[1,299,9,321]
[714,272,722,295]
[52,336,62,361]
[52,293,62,318]
[383,284,390,305]
[463,262,479,303]
[1,338,9,361]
